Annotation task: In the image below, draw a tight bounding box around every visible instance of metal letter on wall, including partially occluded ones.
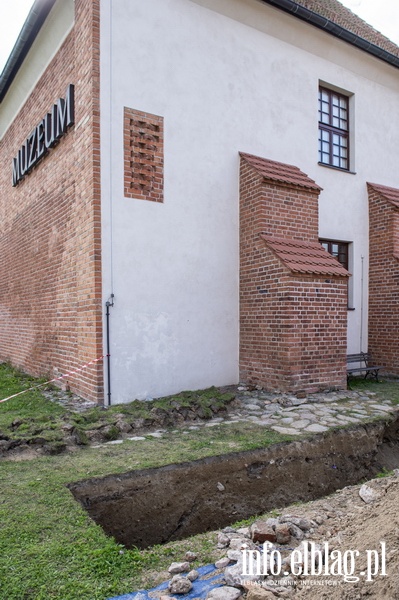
[12,84,75,187]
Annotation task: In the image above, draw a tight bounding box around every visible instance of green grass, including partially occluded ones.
[0,364,239,451]
[0,365,295,600]
[0,428,294,600]
[0,364,64,427]
[375,467,395,478]
[347,375,399,405]
[0,365,398,599]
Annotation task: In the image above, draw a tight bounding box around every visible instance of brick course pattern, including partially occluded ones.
[0,0,103,402]
[124,108,164,203]
[239,154,348,392]
[367,183,399,375]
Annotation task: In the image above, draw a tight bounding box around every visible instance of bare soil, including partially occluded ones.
[286,475,399,599]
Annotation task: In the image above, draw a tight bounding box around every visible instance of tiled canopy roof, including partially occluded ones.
[367,182,399,209]
[261,234,350,276]
[240,153,322,192]
[295,0,399,58]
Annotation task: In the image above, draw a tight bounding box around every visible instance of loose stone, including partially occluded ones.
[280,516,314,531]
[168,575,193,594]
[229,537,252,550]
[286,523,304,540]
[224,562,261,587]
[206,585,242,600]
[359,483,385,504]
[185,551,198,562]
[275,523,291,544]
[217,532,230,547]
[215,556,231,569]
[227,549,242,561]
[250,521,277,543]
[168,561,190,574]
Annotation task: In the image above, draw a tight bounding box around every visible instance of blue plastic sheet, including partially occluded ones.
[108,564,224,600]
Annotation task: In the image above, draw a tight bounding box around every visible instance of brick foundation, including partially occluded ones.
[239,154,348,392]
[368,183,399,375]
[0,0,103,402]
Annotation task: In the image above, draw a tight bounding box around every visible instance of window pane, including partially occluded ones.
[320,240,349,270]
[318,87,350,169]
[321,90,329,102]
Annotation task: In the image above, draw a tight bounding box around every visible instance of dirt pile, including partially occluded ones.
[293,475,399,599]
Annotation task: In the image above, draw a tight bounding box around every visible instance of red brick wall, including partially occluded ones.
[394,213,399,259]
[0,0,103,402]
[239,160,319,244]
[240,157,348,392]
[368,185,399,375]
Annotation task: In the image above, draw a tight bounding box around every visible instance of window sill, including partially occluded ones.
[318,162,356,175]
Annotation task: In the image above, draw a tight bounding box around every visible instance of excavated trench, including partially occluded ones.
[68,416,399,549]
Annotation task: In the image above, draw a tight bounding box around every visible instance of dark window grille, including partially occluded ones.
[318,87,349,170]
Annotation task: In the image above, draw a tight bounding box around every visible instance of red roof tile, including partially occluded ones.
[240,152,322,192]
[261,234,350,276]
[367,183,399,209]
[295,0,399,58]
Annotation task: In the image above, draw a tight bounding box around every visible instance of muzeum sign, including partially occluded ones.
[12,84,75,187]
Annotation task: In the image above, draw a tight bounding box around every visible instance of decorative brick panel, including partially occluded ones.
[124,108,164,202]
[239,154,348,393]
[367,183,399,375]
[0,0,103,403]
[393,213,399,259]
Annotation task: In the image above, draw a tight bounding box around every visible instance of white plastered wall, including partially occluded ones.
[100,0,399,403]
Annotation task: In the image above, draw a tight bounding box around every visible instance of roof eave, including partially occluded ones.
[2,0,399,106]
[0,0,57,103]
[261,0,399,70]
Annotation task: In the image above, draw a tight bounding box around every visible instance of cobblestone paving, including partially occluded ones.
[95,385,396,446]
[225,386,394,436]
